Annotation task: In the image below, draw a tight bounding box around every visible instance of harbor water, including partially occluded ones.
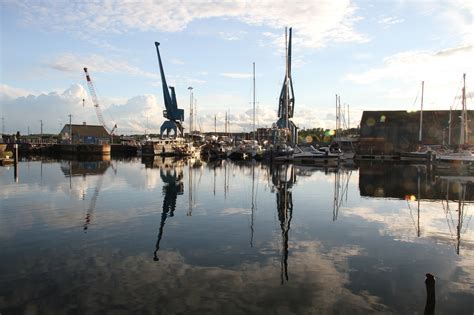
[0,157,473,314]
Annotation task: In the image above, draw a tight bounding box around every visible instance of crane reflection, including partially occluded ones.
[153,158,184,261]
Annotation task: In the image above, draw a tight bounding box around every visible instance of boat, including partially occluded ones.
[228,140,264,160]
[437,74,474,166]
[333,95,356,160]
[228,63,265,161]
[291,145,341,164]
[399,81,435,163]
[200,141,227,160]
[141,137,194,157]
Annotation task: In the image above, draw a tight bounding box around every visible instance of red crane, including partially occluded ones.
[83,67,117,136]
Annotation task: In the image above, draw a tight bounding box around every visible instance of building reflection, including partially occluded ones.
[60,159,110,177]
[59,159,111,231]
[152,157,184,261]
[271,163,296,284]
[359,162,473,255]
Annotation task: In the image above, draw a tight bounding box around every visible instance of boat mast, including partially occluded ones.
[285,28,289,131]
[419,81,424,143]
[448,107,452,145]
[347,103,350,130]
[335,94,338,139]
[253,62,256,140]
[462,73,467,144]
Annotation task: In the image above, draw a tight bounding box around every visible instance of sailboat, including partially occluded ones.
[399,81,436,162]
[228,62,264,160]
[333,94,356,160]
[437,74,474,165]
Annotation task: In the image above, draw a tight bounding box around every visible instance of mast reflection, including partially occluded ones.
[439,176,472,255]
[153,157,184,261]
[359,162,473,255]
[271,163,295,284]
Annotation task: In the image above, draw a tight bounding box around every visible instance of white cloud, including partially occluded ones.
[46,53,158,79]
[0,84,166,135]
[170,58,185,65]
[220,72,253,79]
[10,0,368,49]
[343,45,474,108]
[0,84,31,101]
[377,16,405,27]
[218,31,247,41]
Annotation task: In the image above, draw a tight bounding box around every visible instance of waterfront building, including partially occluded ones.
[358,110,474,155]
[59,123,110,144]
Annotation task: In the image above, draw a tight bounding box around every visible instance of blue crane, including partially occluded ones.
[154,42,185,138]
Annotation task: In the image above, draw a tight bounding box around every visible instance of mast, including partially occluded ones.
[348,103,350,130]
[462,74,467,144]
[335,94,338,139]
[285,28,289,130]
[419,81,424,143]
[448,107,452,145]
[253,62,256,140]
[188,87,193,137]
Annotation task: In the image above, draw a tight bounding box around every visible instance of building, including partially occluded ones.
[60,123,110,144]
[358,110,474,155]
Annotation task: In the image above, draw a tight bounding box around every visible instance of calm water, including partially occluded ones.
[1,157,473,314]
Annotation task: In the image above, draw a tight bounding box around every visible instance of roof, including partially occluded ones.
[61,124,109,138]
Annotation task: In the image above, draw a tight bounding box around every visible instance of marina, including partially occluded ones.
[2,2,474,313]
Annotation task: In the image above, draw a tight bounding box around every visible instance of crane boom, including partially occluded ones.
[83,67,117,135]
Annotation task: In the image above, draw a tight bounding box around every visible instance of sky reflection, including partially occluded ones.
[0,158,473,314]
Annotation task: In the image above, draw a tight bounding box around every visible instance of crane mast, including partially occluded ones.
[83,67,117,136]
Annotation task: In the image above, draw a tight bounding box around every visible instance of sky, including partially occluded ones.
[0,0,473,135]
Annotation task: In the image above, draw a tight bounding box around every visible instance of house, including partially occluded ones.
[60,122,110,144]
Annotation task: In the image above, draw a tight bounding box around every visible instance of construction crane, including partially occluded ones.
[83,67,117,137]
[154,42,185,138]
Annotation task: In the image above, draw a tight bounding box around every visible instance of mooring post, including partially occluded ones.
[13,143,19,182]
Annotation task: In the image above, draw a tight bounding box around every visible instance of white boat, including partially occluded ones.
[334,95,356,160]
[228,140,264,160]
[141,137,194,156]
[436,74,473,164]
[292,145,341,164]
[437,150,474,162]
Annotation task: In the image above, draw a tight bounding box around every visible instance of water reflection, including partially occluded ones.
[152,157,184,261]
[58,159,111,231]
[359,162,473,255]
[1,158,473,314]
[271,163,295,284]
[439,176,472,255]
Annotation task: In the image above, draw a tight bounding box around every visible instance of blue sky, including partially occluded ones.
[1,0,473,134]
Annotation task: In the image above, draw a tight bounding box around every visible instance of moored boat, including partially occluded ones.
[141,137,194,156]
[292,145,342,164]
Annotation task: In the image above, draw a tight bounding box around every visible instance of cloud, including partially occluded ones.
[0,84,167,135]
[46,53,158,78]
[220,72,253,79]
[218,31,247,41]
[377,16,405,27]
[170,58,185,65]
[343,45,474,108]
[9,0,368,49]
[0,84,31,101]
